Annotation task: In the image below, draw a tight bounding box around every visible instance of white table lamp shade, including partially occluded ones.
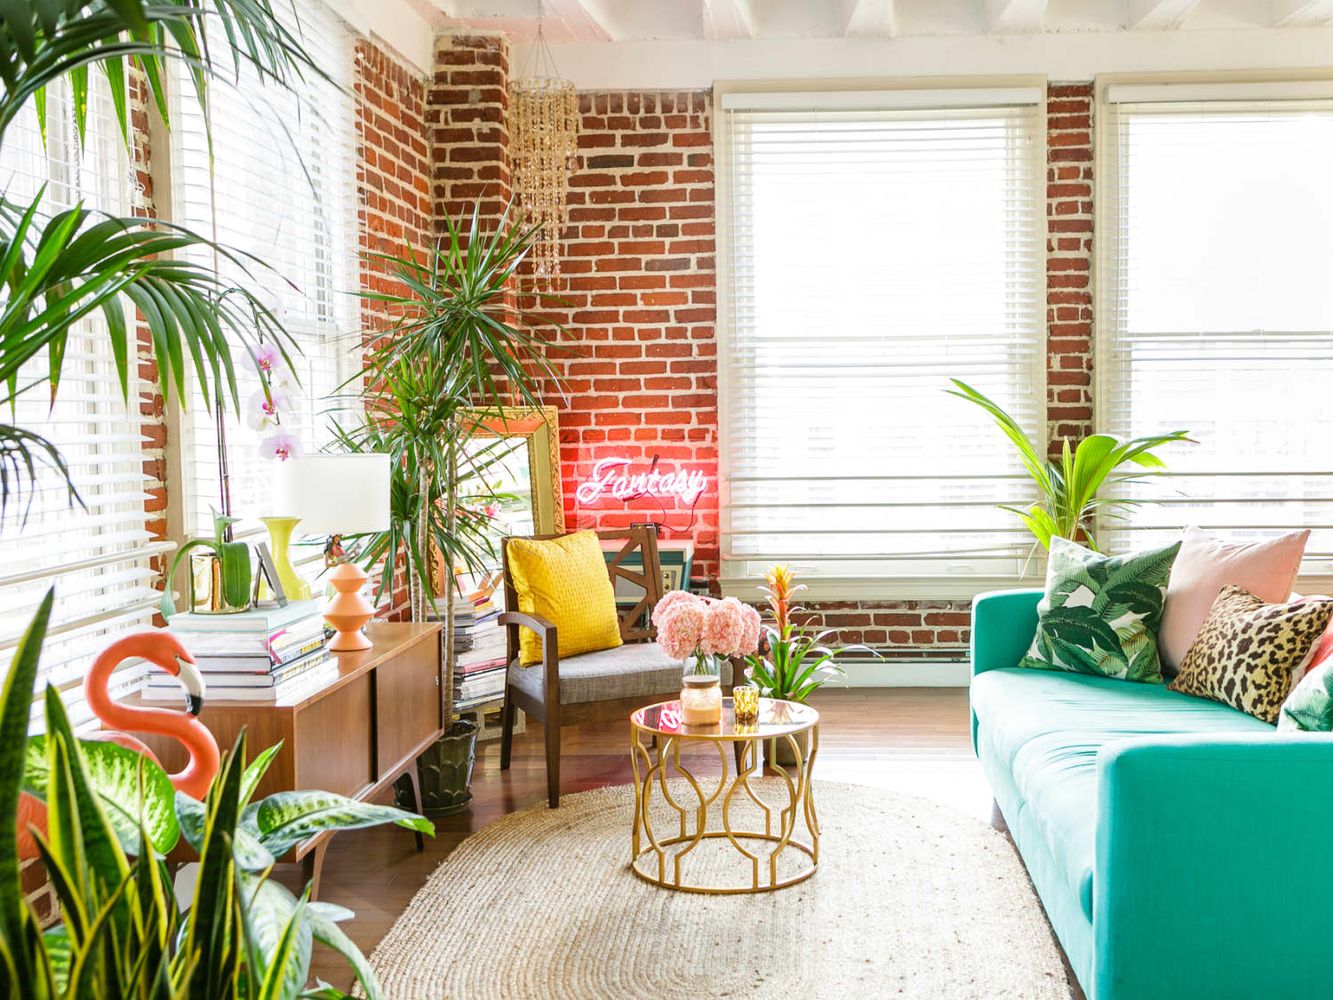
[274,454,392,536]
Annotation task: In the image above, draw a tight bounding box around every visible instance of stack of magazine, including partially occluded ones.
[148,600,333,703]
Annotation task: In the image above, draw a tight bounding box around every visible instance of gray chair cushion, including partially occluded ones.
[507,643,734,706]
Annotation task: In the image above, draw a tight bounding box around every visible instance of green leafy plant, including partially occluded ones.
[3,589,434,998]
[336,201,561,620]
[946,379,1192,552]
[745,565,864,703]
[160,511,252,617]
[0,0,325,518]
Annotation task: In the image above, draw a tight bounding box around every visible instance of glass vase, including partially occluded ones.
[688,651,724,677]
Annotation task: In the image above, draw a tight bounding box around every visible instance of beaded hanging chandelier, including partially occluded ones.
[508,7,578,288]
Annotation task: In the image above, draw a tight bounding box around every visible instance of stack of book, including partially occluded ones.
[433,569,505,710]
[453,615,508,710]
[147,600,334,703]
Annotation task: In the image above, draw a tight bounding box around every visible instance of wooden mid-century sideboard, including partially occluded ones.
[130,621,446,898]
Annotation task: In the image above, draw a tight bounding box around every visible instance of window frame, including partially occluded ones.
[713,77,1050,601]
[1093,70,1333,592]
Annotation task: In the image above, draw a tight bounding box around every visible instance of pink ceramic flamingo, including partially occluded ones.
[82,632,220,800]
[17,632,221,858]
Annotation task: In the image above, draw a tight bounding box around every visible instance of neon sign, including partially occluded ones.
[574,457,708,506]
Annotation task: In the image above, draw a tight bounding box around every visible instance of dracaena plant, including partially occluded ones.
[745,565,863,703]
[0,0,326,519]
[946,379,1193,552]
[337,201,562,621]
[3,590,434,998]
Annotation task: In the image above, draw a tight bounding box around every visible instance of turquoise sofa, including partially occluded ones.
[971,588,1333,1000]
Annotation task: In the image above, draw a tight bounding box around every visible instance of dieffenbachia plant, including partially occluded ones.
[4,588,434,999]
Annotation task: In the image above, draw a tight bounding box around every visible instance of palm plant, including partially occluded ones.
[0,0,326,517]
[340,201,561,621]
[946,379,1192,552]
[5,590,432,998]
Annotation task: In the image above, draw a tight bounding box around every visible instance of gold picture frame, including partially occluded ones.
[462,405,565,536]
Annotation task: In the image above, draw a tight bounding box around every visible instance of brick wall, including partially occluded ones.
[1046,83,1095,450]
[355,39,432,620]
[130,72,171,593]
[544,91,720,580]
[428,33,510,226]
[417,35,1101,660]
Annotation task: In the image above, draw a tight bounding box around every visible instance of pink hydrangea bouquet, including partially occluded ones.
[652,591,762,675]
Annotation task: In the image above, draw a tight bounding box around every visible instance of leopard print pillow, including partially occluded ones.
[1168,585,1333,724]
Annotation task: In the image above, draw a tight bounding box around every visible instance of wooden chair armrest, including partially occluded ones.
[498,610,556,635]
[497,611,560,703]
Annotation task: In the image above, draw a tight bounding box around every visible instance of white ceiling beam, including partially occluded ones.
[841,0,897,37]
[702,0,757,39]
[1127,0,1201,29]
[543,0,612,41]
[1272,0,1333,26]
[984,0,1046,32]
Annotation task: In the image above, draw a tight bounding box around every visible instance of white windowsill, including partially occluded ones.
[719,575,1043,603]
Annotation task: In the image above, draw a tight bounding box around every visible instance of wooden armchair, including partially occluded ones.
[498,525,729,807]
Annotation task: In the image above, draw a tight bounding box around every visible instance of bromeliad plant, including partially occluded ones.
[946,379,1192,552]
[3,590,433,998]
[745,565,861,703]
[160,511,253,617]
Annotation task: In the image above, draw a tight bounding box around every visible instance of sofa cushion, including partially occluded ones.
[1169,585,1333,724]
[1020,537,1180,684]
[972,668,1270,918]
[507,643,733,706]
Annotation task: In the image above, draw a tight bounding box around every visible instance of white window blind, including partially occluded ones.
[1099,92,1333,572]
[719,93,1046,588]
[0,79,165,731]
[170,0,359,536]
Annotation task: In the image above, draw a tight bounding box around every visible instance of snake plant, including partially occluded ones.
[946,379,1193,552]
[160,511,252,617]
[4,589,433,998]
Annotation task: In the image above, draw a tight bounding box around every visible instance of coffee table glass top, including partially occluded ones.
[631,697,818,740]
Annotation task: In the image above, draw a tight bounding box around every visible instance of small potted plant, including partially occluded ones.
[161,511,253,617]
[746,564,866,765]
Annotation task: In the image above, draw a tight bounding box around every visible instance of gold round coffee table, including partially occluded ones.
[628,697,820,895]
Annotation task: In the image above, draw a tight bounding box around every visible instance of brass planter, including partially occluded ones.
[188,552,249,614]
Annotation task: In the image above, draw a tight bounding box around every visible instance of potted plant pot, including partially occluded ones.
[767,728,812,769]
[397,719,478,817]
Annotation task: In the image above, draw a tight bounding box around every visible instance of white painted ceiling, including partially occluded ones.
[422,0,1333,42]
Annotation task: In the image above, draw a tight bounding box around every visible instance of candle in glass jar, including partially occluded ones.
[680,674,722,725]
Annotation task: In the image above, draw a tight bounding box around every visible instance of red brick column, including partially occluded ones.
[1046,82,1095,451]
[428,33,511,227]
[354,40,432,620]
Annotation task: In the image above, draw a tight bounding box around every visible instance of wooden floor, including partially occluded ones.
[294,688,1061,991]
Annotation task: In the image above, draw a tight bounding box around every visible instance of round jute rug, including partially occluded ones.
[365,779,1072,1000]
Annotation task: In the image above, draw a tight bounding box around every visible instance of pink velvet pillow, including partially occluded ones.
[1159,527,1309,677]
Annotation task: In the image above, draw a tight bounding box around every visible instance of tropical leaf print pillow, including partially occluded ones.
[1020,537,1182,684]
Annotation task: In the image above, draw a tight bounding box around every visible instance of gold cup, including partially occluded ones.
[733,684,760,725]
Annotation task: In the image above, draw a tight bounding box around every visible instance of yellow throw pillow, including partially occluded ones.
[507,530,623,667]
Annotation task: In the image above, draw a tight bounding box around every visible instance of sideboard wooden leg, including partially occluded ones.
[401,766,426,851]
[302,839,330,902]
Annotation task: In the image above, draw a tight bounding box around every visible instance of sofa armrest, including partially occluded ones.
[970,588,1042,677]
[1094,734,1333,1000]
